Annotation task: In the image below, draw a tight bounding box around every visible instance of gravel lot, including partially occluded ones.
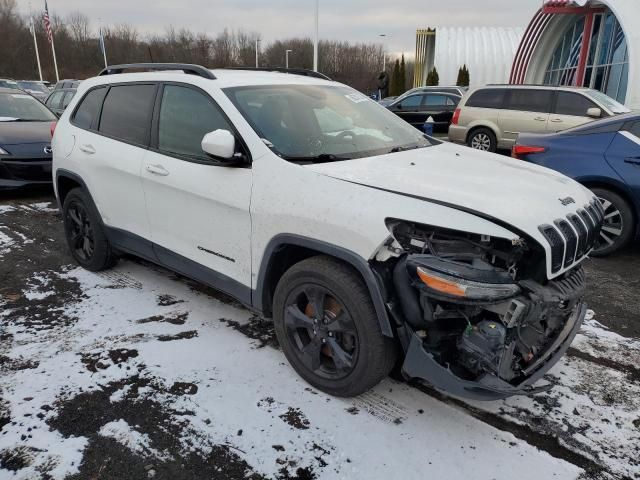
[0,189,639,480]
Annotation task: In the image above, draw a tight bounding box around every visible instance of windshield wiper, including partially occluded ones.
[283,153,352,163]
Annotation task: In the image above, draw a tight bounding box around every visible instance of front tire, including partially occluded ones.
[467,127,497,152]
[62,188,116,271]
[273,256,397,397]
[591,188,635,256]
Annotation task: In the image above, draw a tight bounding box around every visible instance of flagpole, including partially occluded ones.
[51,35,59,82]
[100,27,108,68]
[31,17,43,81]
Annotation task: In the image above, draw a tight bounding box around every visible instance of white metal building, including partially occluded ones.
[510,0,638,108]
[414,27,524,88]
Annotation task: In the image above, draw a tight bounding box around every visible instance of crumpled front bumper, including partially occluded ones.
[401,302,586,401]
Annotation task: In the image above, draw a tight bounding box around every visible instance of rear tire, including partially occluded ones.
[591,188,635,256]
[467,127,497,153]
[273,256,397,397]
[62,188,116,271]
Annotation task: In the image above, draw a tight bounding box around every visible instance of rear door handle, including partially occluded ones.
[550,118,563,123]
[79,144,95,154]
[145,164,169,176]
[534,117,547,122]
[624,157,640,165]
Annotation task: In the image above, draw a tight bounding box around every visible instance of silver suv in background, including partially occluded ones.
[449,85,630,152]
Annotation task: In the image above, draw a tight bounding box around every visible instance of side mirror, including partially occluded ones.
[201,129,236,160]
[395,103,403,110]
[587,107,602,118]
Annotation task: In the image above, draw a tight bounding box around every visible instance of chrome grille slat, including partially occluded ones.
[555,219,577,268]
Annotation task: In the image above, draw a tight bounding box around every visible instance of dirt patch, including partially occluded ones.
[156,294,184,307]
[81,348,139,373]
[137,312,188,325]
[0,355,39,371]
[0,446,40,471]
[219,316,279,349]
[568,347,640,383]
[157,331,198,342]
[168,382,198,396]
[279,408,310,430]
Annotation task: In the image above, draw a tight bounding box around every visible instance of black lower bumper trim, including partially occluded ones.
[401,302,587,401]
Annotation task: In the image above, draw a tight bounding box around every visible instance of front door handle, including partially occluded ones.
[624,157,640,165]
[79,144,95,154]
[550,118,563,123]
[146,164,169,176]
[534,117,547,122]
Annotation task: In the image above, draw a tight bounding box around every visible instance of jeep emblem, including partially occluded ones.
[559,196,575,206]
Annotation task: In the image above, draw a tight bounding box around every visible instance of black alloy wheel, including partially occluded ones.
[283,284,358,380]
[65,201,95,261]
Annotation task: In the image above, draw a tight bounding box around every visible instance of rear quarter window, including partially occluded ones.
[506,89,553,113]
[465,89,506,109]
[72,87,107,130]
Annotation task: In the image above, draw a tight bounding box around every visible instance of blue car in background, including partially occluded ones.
[513,113,640,256]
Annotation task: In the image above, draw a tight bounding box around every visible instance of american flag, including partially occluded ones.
[43,0,53,44]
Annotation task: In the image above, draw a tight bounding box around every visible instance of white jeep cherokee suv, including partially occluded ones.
[52,63,604,400]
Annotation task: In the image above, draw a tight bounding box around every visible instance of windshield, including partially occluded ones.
[586,90,631,114]
[0,93,57,121]
[224,85,435,162]
[17,81,49,94]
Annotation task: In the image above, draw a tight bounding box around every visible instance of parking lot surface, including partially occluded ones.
[0,191,638,479]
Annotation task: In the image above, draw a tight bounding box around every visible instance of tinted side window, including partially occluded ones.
[99,85,156,145]
[46,91,64,108]
[62,91,75,108]
[424,95,448,106]
[466,89,505,109]
[73,87,107,130]
[397,95,423,108]
[158,85,234,159]
[627,121,640,138]
[507,89,553,113]
[554,92,597,116]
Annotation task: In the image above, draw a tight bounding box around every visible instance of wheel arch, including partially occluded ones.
[55,169,89,209]
[465,123,499,145]
[254,234,394,337]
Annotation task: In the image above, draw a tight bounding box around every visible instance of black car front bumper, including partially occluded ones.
[401,302,586,401]
[0,155,52,189]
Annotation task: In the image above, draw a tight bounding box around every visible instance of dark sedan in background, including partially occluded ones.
[386,91,461,133]
[0,88,57,189]
[513,113,640,256]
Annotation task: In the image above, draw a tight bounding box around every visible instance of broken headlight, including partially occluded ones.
[408,255,520,302]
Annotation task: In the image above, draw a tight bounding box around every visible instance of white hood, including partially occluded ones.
[307,142,597,279]
[307,142,595,236]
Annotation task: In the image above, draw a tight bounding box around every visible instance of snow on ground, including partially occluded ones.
[0,202,638,479]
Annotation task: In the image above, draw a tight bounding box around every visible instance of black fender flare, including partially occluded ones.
[253,234,394,337]
[55,169,91,209]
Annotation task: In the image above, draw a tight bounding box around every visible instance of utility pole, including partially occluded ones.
[286,49,292,68]
[255,38,260,68]
[313,0,319,71]
[30,16,43,81]
[379,34,387,71]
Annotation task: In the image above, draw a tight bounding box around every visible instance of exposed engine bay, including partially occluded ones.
[378,220,587,398]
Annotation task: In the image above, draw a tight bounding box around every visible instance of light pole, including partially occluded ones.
[285,49,293,69]
[379,34,387,71]
[313,0,319,72]
[255,39,260,68]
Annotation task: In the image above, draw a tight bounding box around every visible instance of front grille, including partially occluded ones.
[539,199,604,274]
[554,219,577,268]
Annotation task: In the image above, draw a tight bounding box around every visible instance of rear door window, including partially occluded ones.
[507,89,553,113]
[98,84,156,146]
[73,87,107,130]
[423,94,448,106]
[465,89,505,109]
[554,91,598,116]
[61,91,75,108]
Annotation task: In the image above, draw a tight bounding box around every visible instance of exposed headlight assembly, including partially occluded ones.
[407,255,520,302]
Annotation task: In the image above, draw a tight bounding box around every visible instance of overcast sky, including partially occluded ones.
[19,0,542,55]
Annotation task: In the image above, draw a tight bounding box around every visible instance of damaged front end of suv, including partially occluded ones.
[376,219,590,400]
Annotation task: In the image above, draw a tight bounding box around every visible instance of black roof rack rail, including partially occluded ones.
[98,63,216,80]
[225,67,331,81]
